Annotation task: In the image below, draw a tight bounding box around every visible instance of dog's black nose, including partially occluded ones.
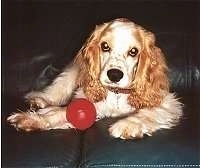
[107,69,124,82]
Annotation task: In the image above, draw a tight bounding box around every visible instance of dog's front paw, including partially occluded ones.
[109,118,151,139]
[7,112,49,132]
[25,92,49,109]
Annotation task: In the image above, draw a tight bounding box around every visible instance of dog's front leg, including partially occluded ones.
[25,64,79,109]
[109,93,183,139]
[7,106,74,131]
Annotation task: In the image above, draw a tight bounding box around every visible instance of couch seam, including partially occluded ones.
[86,164,200,168]
[77,131,87,168]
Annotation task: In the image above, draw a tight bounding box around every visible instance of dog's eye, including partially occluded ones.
[101,42,111,52]
[128,47,138,57]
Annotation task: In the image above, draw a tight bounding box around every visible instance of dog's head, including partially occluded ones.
[75,18,169,108]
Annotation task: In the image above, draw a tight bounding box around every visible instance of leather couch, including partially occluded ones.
[2,1,200,167]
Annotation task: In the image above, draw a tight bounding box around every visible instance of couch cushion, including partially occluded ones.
[2,129,82,168]
[2,97,83,168]
[79,93,199,168]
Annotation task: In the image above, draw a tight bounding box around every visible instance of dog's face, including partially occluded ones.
[76,18,169,106]
[99,21,142,88]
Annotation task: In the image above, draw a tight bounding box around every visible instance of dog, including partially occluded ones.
[7,18,183,139]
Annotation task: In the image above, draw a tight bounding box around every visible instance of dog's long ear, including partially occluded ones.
[128,26,169,109]
[74,22,110,102]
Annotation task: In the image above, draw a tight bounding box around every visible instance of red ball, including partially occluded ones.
[66,98,96,130]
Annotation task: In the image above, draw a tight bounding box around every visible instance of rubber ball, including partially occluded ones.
[66,98,96,130]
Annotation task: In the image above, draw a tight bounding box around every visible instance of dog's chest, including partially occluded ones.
[94,91,135,118]
[74,89,135,119]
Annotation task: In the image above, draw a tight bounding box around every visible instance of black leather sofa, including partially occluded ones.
[2,1,200,167]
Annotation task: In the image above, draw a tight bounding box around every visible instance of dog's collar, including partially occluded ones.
[107,86,132,94]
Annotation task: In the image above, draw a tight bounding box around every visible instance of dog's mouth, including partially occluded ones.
[99,77,132,94]
[106,86,132,94]
[100,61,139,90]
[100,74,132,91]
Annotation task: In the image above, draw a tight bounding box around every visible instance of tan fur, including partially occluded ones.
[127,26,169,109]
[74,24,109,102]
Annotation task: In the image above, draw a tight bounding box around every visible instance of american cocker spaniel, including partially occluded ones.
[7,18,183,139]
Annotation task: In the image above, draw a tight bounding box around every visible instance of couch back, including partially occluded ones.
[2,1,200,99]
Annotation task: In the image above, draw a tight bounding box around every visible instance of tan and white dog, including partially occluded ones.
[7,18,182,139]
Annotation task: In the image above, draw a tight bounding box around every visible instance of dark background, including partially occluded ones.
[2,0,200,167]
[2,0,200,98]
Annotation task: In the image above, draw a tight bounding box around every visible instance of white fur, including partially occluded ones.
[109,93,183,139]
[100,22,140,88]
[75,89,135,119]
[25,64,79,107]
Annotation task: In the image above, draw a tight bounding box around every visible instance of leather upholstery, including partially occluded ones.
[80,94,199,167]
[2,1,200,167]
